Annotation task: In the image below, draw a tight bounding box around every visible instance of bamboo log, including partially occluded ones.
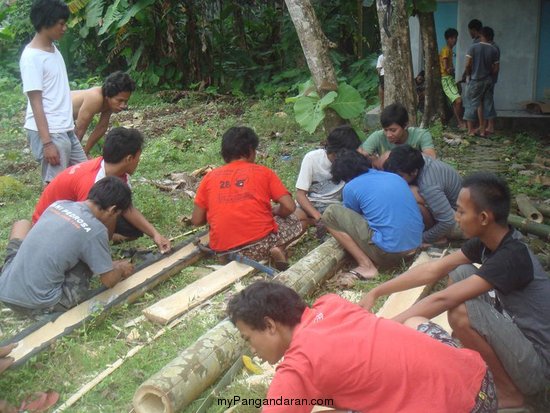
[516,194,543,223]
[133,237,346,413]
[508,214,550,241]
[534,202,550,218]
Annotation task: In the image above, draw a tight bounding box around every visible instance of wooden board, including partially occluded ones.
[7,233,208,366]
[143,260,255,325]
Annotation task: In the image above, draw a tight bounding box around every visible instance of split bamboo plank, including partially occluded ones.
[143,261,256,325]
[6,233,208,366]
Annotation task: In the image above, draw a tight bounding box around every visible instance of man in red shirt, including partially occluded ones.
[227,281,497,413]
[191,127,301,269]
[33,127,170,253]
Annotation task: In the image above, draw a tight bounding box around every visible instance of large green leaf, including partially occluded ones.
[294,91,337,134]
[115,0,156,29]
[98,0,122,35]
[86,0,105,27]
[329,83,365,119]
[285,78,318,104]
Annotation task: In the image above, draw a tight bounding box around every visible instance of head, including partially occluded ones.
[455,172,510,238]
[380,103,409,144]
[221,126,259,163]
[102,127,144,174]
[384,145,425,183]
[227,281,306,364]
[102,72,135,113]
[325,125,361,162]
[30,0,69,37]
[468,19,483,39]
[480,26,494,42]
[330,149,371,183]
[87,176,132,217]
[444,28,459,47]
[415,70,425,85]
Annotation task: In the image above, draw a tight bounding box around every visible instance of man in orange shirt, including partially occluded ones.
[191,127,302,269]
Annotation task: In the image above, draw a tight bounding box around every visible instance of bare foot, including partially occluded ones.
[0,343,17,358]
[349,266,378,280]
[269,246,289,271]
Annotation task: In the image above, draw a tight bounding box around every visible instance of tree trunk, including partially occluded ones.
[418,11,446,128]
[284,0,345,132]
[376,0,417,125]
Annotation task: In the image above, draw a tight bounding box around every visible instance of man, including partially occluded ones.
[468,19,483,43]
[359,103,436,169]
[191,126,302,270]
[32,127,171,253]
[440,28,466,128]
[376,53,384,110]
[227,281,497,413]
[0,177,134,316]
[20,0,87,184]
[360,172,550,411]
[384,145,463,245]
[482,27,500,135]
[72,71,136,156]
[322,149,422,279]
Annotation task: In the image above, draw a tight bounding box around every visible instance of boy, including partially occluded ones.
[360,172,550,411]
[191,127,302,270]
[228,281,497,413]
[294,125,361,229]
[32,127,171,253]
[72,71,136,156]
[322,149,423,279]
[0,177,134,316]
[359,103,436,169]
[440,28,466,128]
[20,0,87,184]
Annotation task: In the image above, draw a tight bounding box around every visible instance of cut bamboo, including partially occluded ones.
[534,202,550,218]
[143,261,255,325]
[516,194,543,223]
[508,214,550,241]
[6,233,208,366]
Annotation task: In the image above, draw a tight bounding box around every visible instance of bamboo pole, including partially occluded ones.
[534,202,550,218]
[132,237,346,413]
[508,214,550,241]
[516,194,543,223]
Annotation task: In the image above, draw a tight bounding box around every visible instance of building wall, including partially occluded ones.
[537,0,550,100]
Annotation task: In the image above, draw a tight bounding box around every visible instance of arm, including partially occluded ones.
[83,111,110,155]
[421,187,456,244]
[122,206,171,253]
[358,250,471,311]
[422,148,436,159]
[272,194,296,217]
[462,55,472,82]
[191,204,207,226]
[27,91,60,166]
[392,274,493,323]
[295,189,321,221]
[99,259,134,288]
[492,62,500,77]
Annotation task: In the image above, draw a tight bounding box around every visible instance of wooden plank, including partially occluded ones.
[7,233,209,366]
[143,261,255,325]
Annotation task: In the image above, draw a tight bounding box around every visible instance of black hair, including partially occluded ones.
[30,0,70,32]
[227,281,306,330]
[102,127,144,163]
[462,172,510,225]
[330,149,371,183]
[380,103,409,128]
[468,19,483,32]
[481,26,494,42]
[102,71,136,98]
[325,125,361,155]
[384,144,425,175]
[87,176,132,212]
[221,126,259,163]
[445,28,458,39]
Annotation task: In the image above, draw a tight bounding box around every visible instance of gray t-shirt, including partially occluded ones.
[0,201,112,309]
[466,42,499,81]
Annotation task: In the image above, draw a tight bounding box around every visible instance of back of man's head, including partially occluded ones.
[227,281,306,330]
[480,26,495,42]
[103,127,144,163]
[384,144,425,175]
[330,149,371,183]
[325,125,361,155]
[462,172,510,225]
[468,19,483,32]
[380,103,409,128]
[102,71,136,98]
[30,0,70,32]
[87,176,132,213]
[221,126,259,163]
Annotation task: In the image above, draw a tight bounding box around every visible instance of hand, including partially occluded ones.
[154,233,171,254]
[358,291,377,312]
[114,260,134,279]
[43,142,60,165]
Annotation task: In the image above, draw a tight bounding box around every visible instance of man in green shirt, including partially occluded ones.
[359,103,436,169]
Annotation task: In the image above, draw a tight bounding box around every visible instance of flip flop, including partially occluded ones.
[18,391,59,413]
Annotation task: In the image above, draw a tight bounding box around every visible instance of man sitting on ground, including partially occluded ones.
[32,127,171,253]
[228,281,497,413]
[191,126,302,270]
[294,125,361,233]
[360,172,550,411]
[384,144,463,246]
[0,177,134,316]
[72,71,135,157]
[322,149,423,279]
[359,102,436,169]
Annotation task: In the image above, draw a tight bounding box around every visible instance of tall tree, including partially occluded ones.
[376,0,417,125]
[284,0,345,132]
